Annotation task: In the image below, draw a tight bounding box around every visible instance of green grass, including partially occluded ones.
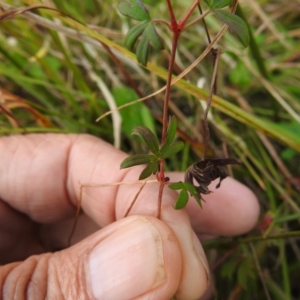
[0,0,300,298]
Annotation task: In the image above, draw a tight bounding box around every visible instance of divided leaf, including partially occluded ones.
[139,161,159,179]
[118,0,150,21]
[213,9,250,47]
[161,116,177,150]
[169,181,185,190]
[184,182,202,207]
[132,126,160,156]
[169,181,202,209]
[118,0,163,65]
[136,30,150,66]
[145,22,163,50]
[134,22,163,65]
[160,117,184,158]
[120,153,156,169]
[174,189,189,209]
[160,141,184,159]
[125,21,148,50]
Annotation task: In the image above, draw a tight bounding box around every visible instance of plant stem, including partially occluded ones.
[203,48,221,159]
[161,34,180,145]
[202,0,239,159]
[166,0,177,28]
[183,10,210,31]
[250,243,272,300]
[178,0,199,28]
[158,0,198,217]
[157,31,180,218]
[152,19,172,30]
[238,230,300,243]
[235,5,269,79]
[157,1,200,218]
[231,0,239,13]
[197,3,211,44]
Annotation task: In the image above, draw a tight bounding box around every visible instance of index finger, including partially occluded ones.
[0,133,259,234]
[0,134,127,224]
[0,133,211,299]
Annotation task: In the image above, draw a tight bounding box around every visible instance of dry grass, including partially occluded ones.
[0,0,299,298]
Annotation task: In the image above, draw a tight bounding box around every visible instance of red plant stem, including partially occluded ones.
[157,32,179,218]
[160,0,199,147]
[166,0,177,28]
[157,1,199,218]
[161,34,180,145]
[157,174,164,219]
[178,0,199,28]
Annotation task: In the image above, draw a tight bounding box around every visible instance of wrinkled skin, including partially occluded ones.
[0,134,259,300]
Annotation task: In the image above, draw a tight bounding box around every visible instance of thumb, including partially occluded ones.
[1,216,182,300]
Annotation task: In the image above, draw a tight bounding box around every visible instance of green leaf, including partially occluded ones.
[136,30,150,66]
[142,0,160,4]
[174,189,189,209]
[203,0,213,7]
[119,2,163,65]
[140,105,156,133]
[160,141,184,159]
[112,86,154,137]
[169,181,202,209]
[169,181,185,190]
[120,154,155,169]
[182,182,202,207]
[183,182,197,194]
[204,0,232,9]
[160,116,177,152]
[132,126,160,156]
[118,0,150,21]
[135,22,164,65]
[139,161,158,179]
[125,21,148,50]
[214,9,250,47]
[145,22,163,50]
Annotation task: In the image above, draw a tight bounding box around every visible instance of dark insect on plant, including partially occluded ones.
[185,158,241,196]
[117,0,249,212]
[183,2,244,200]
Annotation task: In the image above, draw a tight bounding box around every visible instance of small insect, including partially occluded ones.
[185,158,240,196]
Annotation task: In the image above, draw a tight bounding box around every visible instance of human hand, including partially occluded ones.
[0,134,259,299]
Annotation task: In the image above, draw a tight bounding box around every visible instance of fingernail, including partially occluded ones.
[88,217,166,300]
[192,232,210,283]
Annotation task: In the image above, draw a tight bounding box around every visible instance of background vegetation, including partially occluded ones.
[0,0,299,299]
